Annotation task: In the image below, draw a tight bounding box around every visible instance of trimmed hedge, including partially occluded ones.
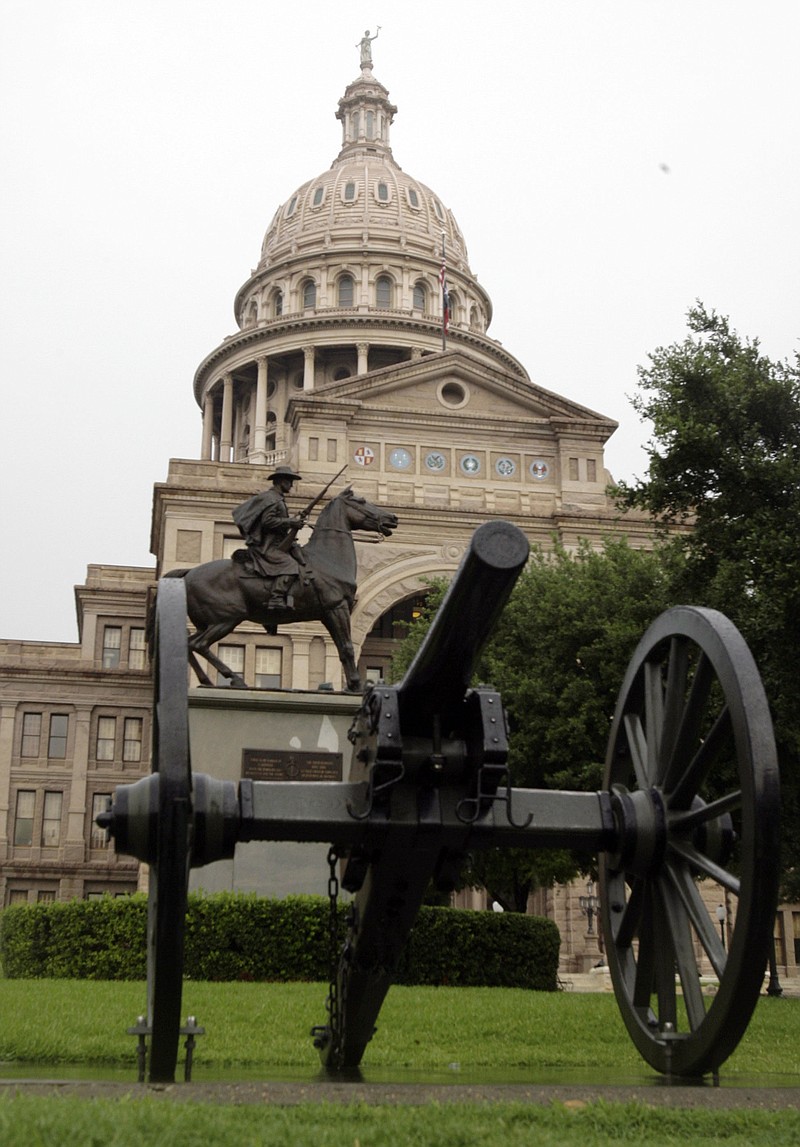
[0,893,559,990]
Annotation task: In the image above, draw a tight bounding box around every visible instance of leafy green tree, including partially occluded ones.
[615,303,800,897]
[391,540,673,909]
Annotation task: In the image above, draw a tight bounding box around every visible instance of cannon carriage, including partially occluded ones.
[98,519,780,1083]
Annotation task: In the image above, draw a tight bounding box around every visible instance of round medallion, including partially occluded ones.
[353,446,375,467]
[530,459,550,480]
[425,451,446,472]
[495,456,516,478]
[389,447,412,470]
[460,454,481,475]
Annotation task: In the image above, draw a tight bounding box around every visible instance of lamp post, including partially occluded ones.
[579,880,599,935]
[716,904,726,949]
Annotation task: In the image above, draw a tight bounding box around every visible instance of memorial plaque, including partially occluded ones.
[242,748,342,782]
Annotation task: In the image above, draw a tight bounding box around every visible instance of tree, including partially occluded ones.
[615,303,800,897]
[391,539,673,909]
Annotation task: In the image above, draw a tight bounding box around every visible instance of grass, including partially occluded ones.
[2,1096,800,1147]
[1,982,799,1145]
[1,980,799,1076]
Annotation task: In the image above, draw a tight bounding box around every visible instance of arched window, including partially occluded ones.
[377,181,389,202]
[448,290,459,323]
[352,112,360,138]
[366,111,374,139]
[273,290,283,318]
[376,275,393,308]
[338,274,354,307]
[412,282,427,311]
[344,181,357,202]
[312,186,324,207]
[302,281,316,310]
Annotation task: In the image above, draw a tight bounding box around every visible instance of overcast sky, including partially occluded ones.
[2,1,798,642]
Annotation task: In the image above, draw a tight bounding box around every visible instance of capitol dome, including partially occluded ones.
[193,51,529,465]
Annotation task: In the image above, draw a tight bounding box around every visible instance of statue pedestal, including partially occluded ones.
[187,687,360,898]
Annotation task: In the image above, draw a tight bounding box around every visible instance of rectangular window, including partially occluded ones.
[129,628,146,670]
[308,436,319,461]
[217,644,245,686]
[586,459,597,483]
[48,714,69,759]
[14,791,35,846]
[37,890,56,903]
[255,647,282,689]
[327,438,337,462]
[8,889,29,905]
[102,626,122,668]
[123,717,143,762]
[96,716,116,761]
[568,457,579,482]
[21,712,42,757]
[91,793,112,848]
[41,791,63,847]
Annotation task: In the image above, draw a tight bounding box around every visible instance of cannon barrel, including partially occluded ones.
[395,520,529,735]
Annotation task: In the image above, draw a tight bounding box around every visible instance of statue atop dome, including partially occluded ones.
[357,27,380,70]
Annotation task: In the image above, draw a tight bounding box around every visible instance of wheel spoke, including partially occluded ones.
[668,789,741,832]
[623,714,650,791]
[644,660,664,782]
[661,651,714,798]
[632,881,656,1011]
[668,838,741,895]
[651,881,677,1028]
[666,861,727,980]
[658,636,690,784]
[658,874,706,1030]
[614,875,646,950]
[667,706,733,810]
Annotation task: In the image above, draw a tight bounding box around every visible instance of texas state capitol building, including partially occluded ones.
[4,45,762,979]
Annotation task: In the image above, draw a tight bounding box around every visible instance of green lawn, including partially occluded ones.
[1,982,799,1146]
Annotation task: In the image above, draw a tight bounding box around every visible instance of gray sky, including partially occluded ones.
[2,1,798,642]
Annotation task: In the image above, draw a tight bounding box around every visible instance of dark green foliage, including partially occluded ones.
[614,303,800,897]
[396,907,559,990]
[0,894,559,990]
[0,896,148,980]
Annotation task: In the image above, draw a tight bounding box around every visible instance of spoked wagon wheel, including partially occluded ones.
[600,607,780,1077]
[147,577,193,1083]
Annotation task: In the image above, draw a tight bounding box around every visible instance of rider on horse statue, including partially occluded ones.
[232,465,305,611]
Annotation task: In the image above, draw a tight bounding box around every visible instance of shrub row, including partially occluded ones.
[0,893,559,990]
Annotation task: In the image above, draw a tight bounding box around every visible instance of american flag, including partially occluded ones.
[440,235,450,340]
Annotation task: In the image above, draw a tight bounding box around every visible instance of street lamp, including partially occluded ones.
[716,904,726,949]
[579,880,599,935]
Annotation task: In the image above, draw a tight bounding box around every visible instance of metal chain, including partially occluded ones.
[324,845,341,1060]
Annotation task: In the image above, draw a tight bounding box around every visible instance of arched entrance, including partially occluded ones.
[357,591,430,684]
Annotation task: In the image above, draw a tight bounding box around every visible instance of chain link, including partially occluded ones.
[324,845,341,1060]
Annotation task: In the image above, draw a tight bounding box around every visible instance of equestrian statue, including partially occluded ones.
[164,466,398,692]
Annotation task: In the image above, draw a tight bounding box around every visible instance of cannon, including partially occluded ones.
[99,519,780,1083]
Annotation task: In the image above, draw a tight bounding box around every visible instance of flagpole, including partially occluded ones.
[440,230,448,352]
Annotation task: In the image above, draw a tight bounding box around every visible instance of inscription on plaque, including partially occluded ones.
[242,749,342,782]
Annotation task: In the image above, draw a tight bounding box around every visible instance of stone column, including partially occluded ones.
[220,373,234,462]
[357,342,370,375]
[64,706,92,866]
[0,703,16,859]
[290,635,312,689]
[324,640,342,689]
[303,347,316,391]
[252,356,269,463]
[201,391,214,460]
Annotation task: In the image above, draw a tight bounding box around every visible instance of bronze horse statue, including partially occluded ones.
[164,487,398,691]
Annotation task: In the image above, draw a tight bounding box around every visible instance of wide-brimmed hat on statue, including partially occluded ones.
[268,465,303,482]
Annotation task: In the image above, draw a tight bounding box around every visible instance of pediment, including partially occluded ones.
[309,349,617,432]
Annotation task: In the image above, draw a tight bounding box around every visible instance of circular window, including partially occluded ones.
[437,381,469,409]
